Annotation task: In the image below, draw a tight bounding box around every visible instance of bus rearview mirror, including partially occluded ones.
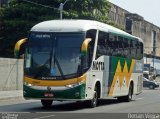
[14,38,27,58]
[81,38,92,56]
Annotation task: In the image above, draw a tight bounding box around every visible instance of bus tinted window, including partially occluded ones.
[96,31,110,59]
[123,38,130,58]
[96,32,143,60]
[130,40,137,59]
[118,36,124,57]
[136,40,143,60]
[109,34,123,57]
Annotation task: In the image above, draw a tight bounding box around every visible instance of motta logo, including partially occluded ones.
[92,61,104,71]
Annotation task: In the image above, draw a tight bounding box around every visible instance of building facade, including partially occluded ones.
[109,3,160,58]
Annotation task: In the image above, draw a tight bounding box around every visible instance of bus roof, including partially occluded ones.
[31,19,143,43]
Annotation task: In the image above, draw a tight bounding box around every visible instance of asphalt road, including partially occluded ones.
[0,87,160,119]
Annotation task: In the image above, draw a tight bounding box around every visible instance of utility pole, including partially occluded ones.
[152,30,156,68]
[59,0,69,20]
[21,0,76,20]
[59,0,76,20]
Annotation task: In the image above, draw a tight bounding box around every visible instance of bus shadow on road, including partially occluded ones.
[0,98,137,112]
[53,99,120,111]
[0,98,136,112]
[98,99,119,106]
[27,99,123,112]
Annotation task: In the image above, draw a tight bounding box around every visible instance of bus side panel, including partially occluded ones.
[85,56,104,99]
[85,57,143,99]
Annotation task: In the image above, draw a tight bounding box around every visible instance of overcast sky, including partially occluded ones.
[109,0,160,27]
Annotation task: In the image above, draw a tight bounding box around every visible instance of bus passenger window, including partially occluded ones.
[109,34,115,56]
[106,39,112,55]
[118,36,124,57]
[137,42,143,60]
[130,40,136,59]
[123,38,130,58]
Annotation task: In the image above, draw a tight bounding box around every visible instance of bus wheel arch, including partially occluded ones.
[127,81,134,102]
[126,81,134,102]
[118,81,134,102]
[130,81,134,95]
[96,81,101,99]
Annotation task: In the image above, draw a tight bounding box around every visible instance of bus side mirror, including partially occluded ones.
[14,38,27,58]
[81,38,92,71]
[81,38,92,56]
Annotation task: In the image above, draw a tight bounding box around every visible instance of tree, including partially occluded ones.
[0,0,111,58]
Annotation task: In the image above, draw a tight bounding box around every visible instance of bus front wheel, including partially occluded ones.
[41,99,53,108]
[88,86,98,108]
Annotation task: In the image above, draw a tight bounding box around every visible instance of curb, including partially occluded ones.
[0,96,23,101]
[0,90,23,101]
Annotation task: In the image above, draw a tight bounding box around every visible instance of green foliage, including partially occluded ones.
[0,0,57,57]
[0,0,118,58]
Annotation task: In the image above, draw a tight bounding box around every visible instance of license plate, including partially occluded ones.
[44,93,54,97]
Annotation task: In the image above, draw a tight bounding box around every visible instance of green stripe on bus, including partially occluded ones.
[109,57,119,87]
[24,84,86,99]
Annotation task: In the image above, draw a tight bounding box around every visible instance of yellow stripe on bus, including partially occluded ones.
[24,74,86,86]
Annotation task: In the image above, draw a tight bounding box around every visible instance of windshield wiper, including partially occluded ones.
[54,55,66,79]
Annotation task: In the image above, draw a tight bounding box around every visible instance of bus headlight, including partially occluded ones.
[65,82,83,88]
[24,81,33,87]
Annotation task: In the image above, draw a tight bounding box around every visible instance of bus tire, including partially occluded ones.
[41,99,53,108]
[88,86,98,108]
[125,83,133,102]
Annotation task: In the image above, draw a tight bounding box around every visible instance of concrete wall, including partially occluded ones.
[0,58,23,91]
[132,20,160,56]
[109,3,128,29]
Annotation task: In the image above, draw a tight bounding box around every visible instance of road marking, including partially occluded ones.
[33,115,55,119]
[136,97,144,100]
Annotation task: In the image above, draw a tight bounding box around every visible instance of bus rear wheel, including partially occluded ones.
[118,84,133,102]
[41,99,53,108]
[124,84,133,102]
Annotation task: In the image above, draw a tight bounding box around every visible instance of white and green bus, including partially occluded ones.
[15,20,143,108]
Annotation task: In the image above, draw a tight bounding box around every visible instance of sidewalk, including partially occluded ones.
[0,90,23,100]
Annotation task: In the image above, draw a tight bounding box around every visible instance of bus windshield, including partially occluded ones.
[24,32,84,79]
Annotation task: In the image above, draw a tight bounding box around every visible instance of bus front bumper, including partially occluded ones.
[23,84,86,100]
